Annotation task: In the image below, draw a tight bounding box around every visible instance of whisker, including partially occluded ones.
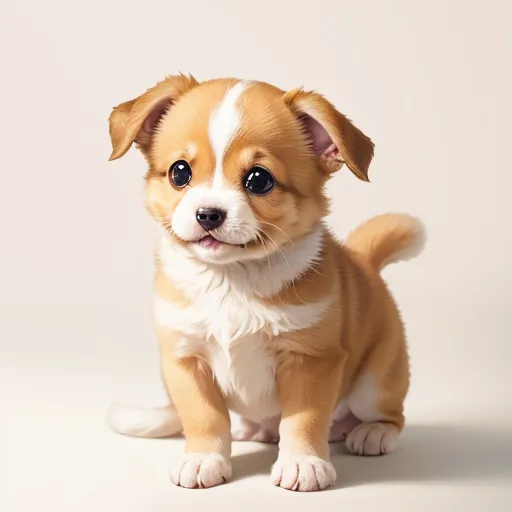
[259,228,307,305]
[258,221,293,245]
[256,231,272,272]
[259,229,289,267]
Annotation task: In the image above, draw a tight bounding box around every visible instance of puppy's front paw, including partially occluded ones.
[169,453,231,488]
[271,455,336,492]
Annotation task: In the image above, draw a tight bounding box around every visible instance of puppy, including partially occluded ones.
[106,75,425,491]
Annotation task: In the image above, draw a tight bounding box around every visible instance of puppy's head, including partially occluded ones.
[109,75,374,264]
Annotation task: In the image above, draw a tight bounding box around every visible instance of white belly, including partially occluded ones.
[206,332,282,422]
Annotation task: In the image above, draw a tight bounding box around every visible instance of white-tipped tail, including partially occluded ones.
[106,402,182,438]
[346,213,426,272]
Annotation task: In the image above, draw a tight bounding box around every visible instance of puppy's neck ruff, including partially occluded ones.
[156,223,332,382]
[158,224,325,300]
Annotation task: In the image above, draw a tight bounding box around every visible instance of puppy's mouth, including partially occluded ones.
[196,234,225,250]
[194,234,253,250]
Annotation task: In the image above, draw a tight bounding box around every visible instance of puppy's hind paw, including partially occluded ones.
[346,422,399,456]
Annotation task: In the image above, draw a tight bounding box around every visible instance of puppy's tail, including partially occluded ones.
[346,213,426,272]
[106,402,182,438]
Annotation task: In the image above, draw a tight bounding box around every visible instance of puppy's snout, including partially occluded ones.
[196,208,226,231]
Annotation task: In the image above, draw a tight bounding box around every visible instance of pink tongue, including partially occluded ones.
[198,235,223,249]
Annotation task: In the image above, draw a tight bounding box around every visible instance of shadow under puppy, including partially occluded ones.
[106,75,425,491]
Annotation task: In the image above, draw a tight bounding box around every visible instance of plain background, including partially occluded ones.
[2,0,511,510]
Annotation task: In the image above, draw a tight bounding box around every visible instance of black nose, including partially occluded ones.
[196,208,226,231]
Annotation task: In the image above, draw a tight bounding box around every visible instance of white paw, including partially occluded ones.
[346,422,399,456]
[271,455,336,492]
[169,453,231,488]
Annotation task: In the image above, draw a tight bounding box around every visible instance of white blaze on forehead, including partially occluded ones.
[209,81,250,187]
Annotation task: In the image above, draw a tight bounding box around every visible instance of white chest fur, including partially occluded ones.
[155,227,329,420]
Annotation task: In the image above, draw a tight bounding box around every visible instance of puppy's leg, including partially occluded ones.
[271,353,344,492]
[346,361,408,456]
[161,342,232,488]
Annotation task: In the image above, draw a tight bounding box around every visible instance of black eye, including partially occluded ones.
[169,160,192,188]
[243,166,275,196]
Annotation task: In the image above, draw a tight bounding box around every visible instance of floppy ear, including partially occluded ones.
[108,74,199,161]
[284,88,374,181]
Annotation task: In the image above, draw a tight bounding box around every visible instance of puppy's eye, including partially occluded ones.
[243,166,275,196]
[169,160,192,188]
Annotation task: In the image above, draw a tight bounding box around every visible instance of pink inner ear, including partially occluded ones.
[142,99,173,134]
[300,114,339,158]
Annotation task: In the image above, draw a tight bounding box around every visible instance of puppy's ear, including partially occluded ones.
[284,88,374,181]
[108,74,199,161]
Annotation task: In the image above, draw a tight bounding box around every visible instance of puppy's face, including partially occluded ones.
[109,76,374,264]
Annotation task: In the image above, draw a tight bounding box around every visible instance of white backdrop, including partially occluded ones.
[2,1,511,510]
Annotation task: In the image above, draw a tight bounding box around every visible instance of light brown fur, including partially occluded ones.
[107,75,425,491]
